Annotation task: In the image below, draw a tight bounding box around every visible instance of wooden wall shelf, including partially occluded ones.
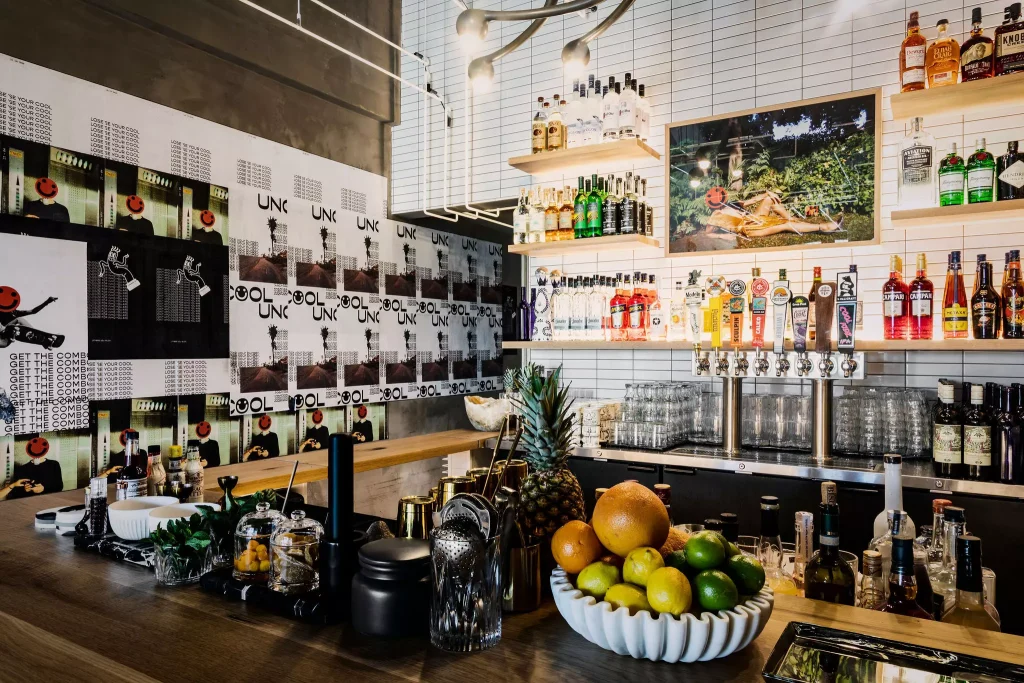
[508,233,660,257]
[508,138,661,175]
[504,339,1024,352]
[891,198,1024,227]
[889,72,1024,121]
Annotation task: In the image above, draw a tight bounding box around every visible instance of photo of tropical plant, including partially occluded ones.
[666,91,879,256]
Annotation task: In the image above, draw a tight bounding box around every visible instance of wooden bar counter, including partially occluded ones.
[2,491,1023,682]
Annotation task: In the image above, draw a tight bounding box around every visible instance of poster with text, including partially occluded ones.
[417,226,450,302]
[0,430,91,500]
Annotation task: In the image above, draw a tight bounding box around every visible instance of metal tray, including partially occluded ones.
[762,622,1024,682]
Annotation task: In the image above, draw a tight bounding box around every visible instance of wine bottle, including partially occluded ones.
[963,384,993,481]
[932,380,963,479]
[804,482,856,605]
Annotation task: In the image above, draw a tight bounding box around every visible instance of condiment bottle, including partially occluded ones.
[184,445,204,503]
[147,445,167,496]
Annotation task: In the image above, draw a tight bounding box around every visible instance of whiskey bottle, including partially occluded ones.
[963,384,994,480]
[941,536,1001,630]
[804,482,856,606]
[808,266,821,341]
[995,3,1024,75]
[602,175,620,236]
[546,96,564,151]
[961,7,995,81]
[932,380,963,479]
[909,253,935,340]
[900,11,927,92]
[1002,249,1024,338]
[898,117,937,209]
[883,255,910,340]
[997,141,1024,200]
[531,97,547,154]
[966,138,996,203]
[938,142,965,206]
[573,177,588,239]
[927,19,961,87]
[558,188,574,240]
[942,250,969,339]
[972,258,1001,339]
[586,174,602,237]
[880,537,935,619]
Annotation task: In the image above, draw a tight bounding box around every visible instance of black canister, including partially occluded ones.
[351,538,431,637]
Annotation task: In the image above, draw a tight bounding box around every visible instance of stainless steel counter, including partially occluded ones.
[484,439,1024,500]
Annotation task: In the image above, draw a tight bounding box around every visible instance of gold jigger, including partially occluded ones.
[436,476,475,509]
[428,486,438,511]
[397,495,434,539]
[503,542,542,612]
[466,467,491,494]
[501,459,529,491]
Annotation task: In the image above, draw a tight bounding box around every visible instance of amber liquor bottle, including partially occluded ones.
[900,12,928,92]
[926,19,960,87]
[883,255,910,340]
[808,266,821,341]
[909,253,934,340]
[1002,249,1024,338]
[972,259,1001,339]
[995,3,1024,76]
[880,538,935,620]
[961,7,995,80]
[942,250,969,339]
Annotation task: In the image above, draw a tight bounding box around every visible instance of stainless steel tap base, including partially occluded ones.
[722,376,743,454]
[811,379,832,461]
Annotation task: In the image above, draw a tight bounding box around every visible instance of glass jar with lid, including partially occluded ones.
[233,502,282,583]
[269,509,324,595]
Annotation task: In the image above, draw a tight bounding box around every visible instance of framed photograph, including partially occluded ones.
[664,89,881,257]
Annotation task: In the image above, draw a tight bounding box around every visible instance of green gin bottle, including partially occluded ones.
[586,173,602,237]
[938,142,965,206]
[967,137,996,203]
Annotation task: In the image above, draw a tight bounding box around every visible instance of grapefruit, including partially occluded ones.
[658,526,690,558]
[591,481,671,557]
[551,520,604,574]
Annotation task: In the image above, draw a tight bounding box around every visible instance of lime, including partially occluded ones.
[577,561,621,600]
[623,547,665,587]
[646,567,692,616]
[684,531,726,570]
[605,583,651,614]
[725,555,766,595]
[664,549,688,572]
[694,569,740,611]
[725,541,741,558]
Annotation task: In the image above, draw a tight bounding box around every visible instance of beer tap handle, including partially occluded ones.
[818,352,835,378]
[841,353,857,378]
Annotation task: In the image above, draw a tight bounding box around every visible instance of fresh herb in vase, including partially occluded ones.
[149,513,213,586]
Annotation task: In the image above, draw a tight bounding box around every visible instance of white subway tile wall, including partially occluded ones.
[394,0,1024,397]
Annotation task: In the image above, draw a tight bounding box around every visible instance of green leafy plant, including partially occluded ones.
[149,513,213,579]
[199,488,280,553]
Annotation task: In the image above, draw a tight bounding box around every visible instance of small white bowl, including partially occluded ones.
[551,569,774,663]
[148,502,221,535]
[107,496,180,540]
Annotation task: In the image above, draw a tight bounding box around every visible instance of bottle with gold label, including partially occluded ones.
[927,19,961,87]
[1002,249,1024,338]
[532,97,547,154]
[900,12,927,92]
[961,8,995,81]
[546,97,564,151]
[943,250,969,339]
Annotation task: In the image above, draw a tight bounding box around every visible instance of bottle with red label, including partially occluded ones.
[610,273,630,341]
[627,271,647,341]
[883,255,910,340]
[908,253,934,340]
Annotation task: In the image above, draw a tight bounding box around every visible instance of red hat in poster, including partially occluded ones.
[35,177,59,200]
[125,195,145,215]
[26,437,49,458]
[0,287,21,312]
[200,210,216,228]
[196,421,212,438]
[258,414,272,431]
[311,409,324,425]
[357,405,368,420]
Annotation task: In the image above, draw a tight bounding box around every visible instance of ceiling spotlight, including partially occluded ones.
[468,57,494,92]
[689,168,702,188]
[561,39,591,79]
[456,9,489,53]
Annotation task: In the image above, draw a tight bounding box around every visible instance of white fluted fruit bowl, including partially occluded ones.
[551,569,774,662]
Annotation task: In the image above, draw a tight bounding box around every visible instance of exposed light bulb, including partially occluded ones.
[698,158,711,171]
[561,39,590,80]
[690,178,701,188]
[468,57,495,92]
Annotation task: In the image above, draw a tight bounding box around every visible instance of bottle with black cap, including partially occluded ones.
[757,496,783,570]
[963,384,993,481]
[804,482,856,605]
[718,512,739,543]
[941,535,1000,630]
[992,385,1021,484]
[880,537,934,619]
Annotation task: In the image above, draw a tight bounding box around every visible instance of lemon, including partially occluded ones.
[622,547,665,587]
[577,561,621,600]
[684,531,727,570]
[605,583,651,614]
[646,567,692,616]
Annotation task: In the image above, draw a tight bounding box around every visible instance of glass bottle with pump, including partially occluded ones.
[941,535,1001,630]
[942,250,969,339]
[972,258,1001,339]
[933,380,963,478]
[1002,249,1024,338]
[883,255,909,340]
[909,253,934,339]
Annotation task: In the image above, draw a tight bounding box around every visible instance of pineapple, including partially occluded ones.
[514,365,586,540]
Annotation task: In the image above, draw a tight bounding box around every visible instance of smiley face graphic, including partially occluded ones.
[199,210,216,228]
[258,414,272,431]
[35,177,59,200]
[196,421,212,439]
[26,437,49,458]
[311,409,324,425]
[0,287,21,313]
[125,195,145,215]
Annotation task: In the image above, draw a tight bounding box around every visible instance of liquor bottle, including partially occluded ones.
[610,273,630,342]
[634,175,647,236]
[570,277,587,339]
[860,551,886,610]
[602,175,620,236]
[147,446,166,496]
[926,498,952,573]
[804,482,856,605]
[627,271,647,341]
[1003,251,1011,290]
[185,445,204,503]
[167,444,185,485]
[869,509,911,588]
[638,83,650,141]
[542,189,558,242]
[933,505,967,602]
[531,96,547,154]
[518,286,532,341]
[602,80,620,141]
[573,177,588,239]
[512,188,529,245]
[719,512,739,543]
[880,538,935,619]
[966,138,996,203]
[898,117,936,209]
[883,255,910,340]
[115,430,147,501]
[873,454,916,540]
[995,3,1024,75]
[528,188,546,243]
[961,7,995,81]
[998,141,1024,200]
[1003,249,1024,338]
[654,484,673,524]
[620,172,638,234]
[641,178,653,237]
[926,19,961,87]
[938,142,965,206]
[756,496,783,571]
[900,11,927,92]
[565,82,583,149]
[618,73,637,138]
[586,80,603,146]
[994,385,1021,484]
[972,258,1001,339]
[546,95,564,151]
[558,188,574,240]
[793,510,813,591]
[914,548,935,615]
[550,276,570,341]
[586,174,602,237]
[648,274,666,341]
[942,250,969,339]
[808,266,821,342]
[942,536,1001,630]
[963,384,993,480]
[667,279,686,341]
[909,253,934,339]
[586,276,606,341]
[932,380,963,478]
